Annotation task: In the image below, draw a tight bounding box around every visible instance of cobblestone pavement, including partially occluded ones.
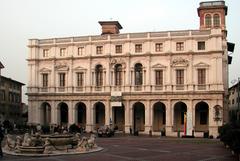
[1,135,238,161]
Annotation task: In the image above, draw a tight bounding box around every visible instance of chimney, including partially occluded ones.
[98,21,123,35]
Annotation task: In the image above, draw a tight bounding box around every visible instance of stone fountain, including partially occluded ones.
[3,132,103,156]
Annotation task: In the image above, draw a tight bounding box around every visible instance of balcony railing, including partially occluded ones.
[95,86,102,91]
[176,85,184,90]
[134,85,142,91]
[76,86,84,92]
[58,87,65,92]
[26,83,221,94]
[40,87,48,92]
[155,85,163,91]
[197,84,206,90]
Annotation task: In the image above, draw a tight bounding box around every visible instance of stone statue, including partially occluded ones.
[87,134,97,149]
[76,137,88,152]
[5,134,16,150]
[22,133,32,147]
[43,137,54,154]
[14,136,22,153]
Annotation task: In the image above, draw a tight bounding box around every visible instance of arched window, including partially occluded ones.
[205,14,212,28]
[135,63,143,85]
[95,65,103,86]
[115,64,122,86]
[213,14,220,27]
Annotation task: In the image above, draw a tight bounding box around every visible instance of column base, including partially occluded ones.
[165,126,172,136]
[86,124,94,132]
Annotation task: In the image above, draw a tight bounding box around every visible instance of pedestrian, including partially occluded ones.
[0,125,4,158]
[129,126,132,135]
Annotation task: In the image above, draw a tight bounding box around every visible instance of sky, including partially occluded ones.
[0,0,239,104]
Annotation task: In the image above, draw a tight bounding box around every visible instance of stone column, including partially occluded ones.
[124,100,130,133]
[165,99,172,136]
[68,101,75,126]
[86,101,93,132]
[105,101,110,126]
[51,101,58,125]
[187,100,193,136]
[144,101,151,133]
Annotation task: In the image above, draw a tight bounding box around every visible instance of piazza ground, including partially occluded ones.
[2,135,238,161]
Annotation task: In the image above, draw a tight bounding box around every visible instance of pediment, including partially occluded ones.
[152,63,166,69]
[73,66,86,71]
[194,62,209,68]
[39,67,51,73]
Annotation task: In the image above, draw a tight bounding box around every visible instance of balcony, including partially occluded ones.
[155,85,163,91]
[134,85,142,91]
[95,86,102,91]
[75,86,84,92]
[40,87,48,92]
[58,87,65,92]
[197,84,206,90]
[176,85,184,90]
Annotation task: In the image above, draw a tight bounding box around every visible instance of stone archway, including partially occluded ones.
[174,102,187,131]
[195,101,209,132]
[40,102,51,125]
[153,102,166,132]
[76,102,86,129]
[113,104,125,131]
[94,102,105,129]
[58,102,68,125]
[133,102,145,132]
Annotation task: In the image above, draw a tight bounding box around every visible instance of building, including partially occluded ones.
[228,79,240,120]
[0,76,25,124]
[27,1,229,137]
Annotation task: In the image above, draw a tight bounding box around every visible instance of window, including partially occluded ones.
[155,70,163,85]
[42,74,48,87]
[198,41,205,50]
[115,45,122,53]
[59,73,65,87]
[155,43,163,52]
[213,14,220,27]
[176,42,184,51]
[176,69,184,85]
[232,99,234,105]
[115,64,122,86]
[135,63,143,85]
[76,72,84,87]
[96,46,103,54]
[205,14,212,28]
[135,44,142,53]
[198,69,206,84]
[60,48,66,56]
[96,65,103,86]
[43,49,49,57]
[78,47,84,55]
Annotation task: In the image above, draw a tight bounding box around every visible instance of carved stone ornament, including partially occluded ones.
[110,58,126,68]
[55,63,69,71]
[171,57,189,67]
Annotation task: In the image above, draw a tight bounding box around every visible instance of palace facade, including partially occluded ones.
[27,1,229,137]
